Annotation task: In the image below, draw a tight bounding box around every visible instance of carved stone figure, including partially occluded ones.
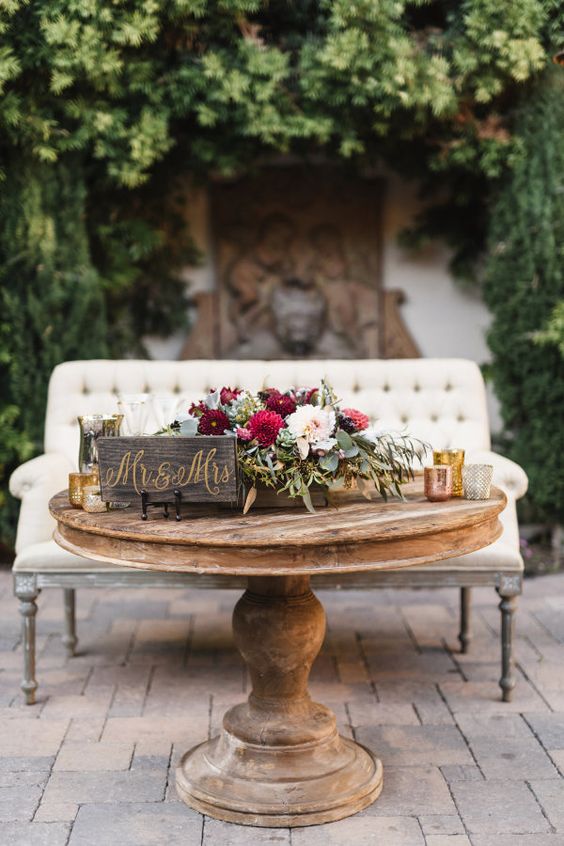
[227,277,353,359]
[179,167,420,360]
[307,224,379,357]
[226,214,296,346]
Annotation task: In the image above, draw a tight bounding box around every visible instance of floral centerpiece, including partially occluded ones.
[172,382,427,512]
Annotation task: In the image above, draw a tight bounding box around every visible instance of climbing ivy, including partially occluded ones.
[483,69,564,524]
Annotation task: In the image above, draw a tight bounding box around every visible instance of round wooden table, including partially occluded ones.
[50,482,505,828]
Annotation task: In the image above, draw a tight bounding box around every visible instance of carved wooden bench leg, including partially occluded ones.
[459,587,472,654]
[14,575,40,705]
[62,588,78,657]
[496,574,522,703]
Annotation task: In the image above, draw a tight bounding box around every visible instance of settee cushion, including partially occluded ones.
[13,541,125,573]
[13,537,523,576]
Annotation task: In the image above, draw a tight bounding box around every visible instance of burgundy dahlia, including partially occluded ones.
[247,410,285,448]
[337,413,356,434]
[257,387,279,401]
[189,400,207,416]
[198,409,230,435]
[220,387,241,405]
[265,391,297,417]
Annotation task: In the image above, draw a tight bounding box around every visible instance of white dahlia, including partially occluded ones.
[286,405,336,459]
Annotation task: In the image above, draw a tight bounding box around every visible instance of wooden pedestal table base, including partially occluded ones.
[50,483,506,828]
[177,575,382,827]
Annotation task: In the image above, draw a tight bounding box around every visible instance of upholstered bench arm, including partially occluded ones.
[10,453,74,553]
[465,450,528,500]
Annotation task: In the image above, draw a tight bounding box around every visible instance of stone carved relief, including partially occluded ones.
[179,167,419,360]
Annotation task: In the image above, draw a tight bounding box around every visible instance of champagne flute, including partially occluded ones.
[117,394,149,436]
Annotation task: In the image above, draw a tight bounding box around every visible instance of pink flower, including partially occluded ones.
[341,408,370,431]
[236,426,253,441]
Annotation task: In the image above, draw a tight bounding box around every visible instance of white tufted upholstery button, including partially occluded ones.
[143,385,150,394]
[413,384,420,392]
[383,384,390,392]
[457,414,465,422]
[431,414,438,422]
[401,415,408,423]
[444,383,452,392]
[173,385,181,394]
[353,384,360,393]
[82,387,89,395]
[22,482,31,492]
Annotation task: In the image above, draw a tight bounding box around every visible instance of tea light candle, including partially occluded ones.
[424,465,453,502]
[462,464,494,500]
[68,472,98,508]
[433,449,465,497]
[81,485,108,513]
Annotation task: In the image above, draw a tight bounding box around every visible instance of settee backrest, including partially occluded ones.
[45,359,491,466]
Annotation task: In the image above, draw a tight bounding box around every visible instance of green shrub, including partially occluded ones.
[484,70,564,523]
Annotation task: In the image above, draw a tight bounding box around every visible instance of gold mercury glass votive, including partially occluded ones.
[433,449,465,497]
[462,464,494,500]
[68,472,98,508]
[81,485,108,513]
[424,465,453,502]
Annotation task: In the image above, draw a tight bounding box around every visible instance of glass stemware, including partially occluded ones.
[151,394,181,431]
[117,394,149,436]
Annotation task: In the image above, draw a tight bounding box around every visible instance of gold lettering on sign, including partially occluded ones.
[104,450,146,492]
[103,446,233,497]
[154,462,172,491]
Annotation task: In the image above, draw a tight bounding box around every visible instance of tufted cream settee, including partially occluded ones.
[10,358,528,705]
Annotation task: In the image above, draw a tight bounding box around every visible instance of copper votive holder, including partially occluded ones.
[424,465,453,502]
[68,472,98,508]
[81,485,108,513]
[433,449,465,497]
[462,464,494,500]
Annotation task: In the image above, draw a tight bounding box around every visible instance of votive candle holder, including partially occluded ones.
[462,464,494,500]
[68,472,98,508]
[433,449,465,497]
[81,485,108,513]
[424,465,453,502]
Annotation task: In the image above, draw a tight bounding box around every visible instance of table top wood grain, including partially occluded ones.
[50,482,506,577]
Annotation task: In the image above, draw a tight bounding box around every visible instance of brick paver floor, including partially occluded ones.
[1,566,563,845]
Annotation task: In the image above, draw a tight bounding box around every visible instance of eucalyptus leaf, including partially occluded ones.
[336,429,353,450]
[356,476,374,501]
[301,487,316,514]
[342,444,359,458]
[265,453,276,481]
[243,486,257,515]
[319,452,339,472]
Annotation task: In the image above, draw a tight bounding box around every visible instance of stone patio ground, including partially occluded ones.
[0,566,563,846]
